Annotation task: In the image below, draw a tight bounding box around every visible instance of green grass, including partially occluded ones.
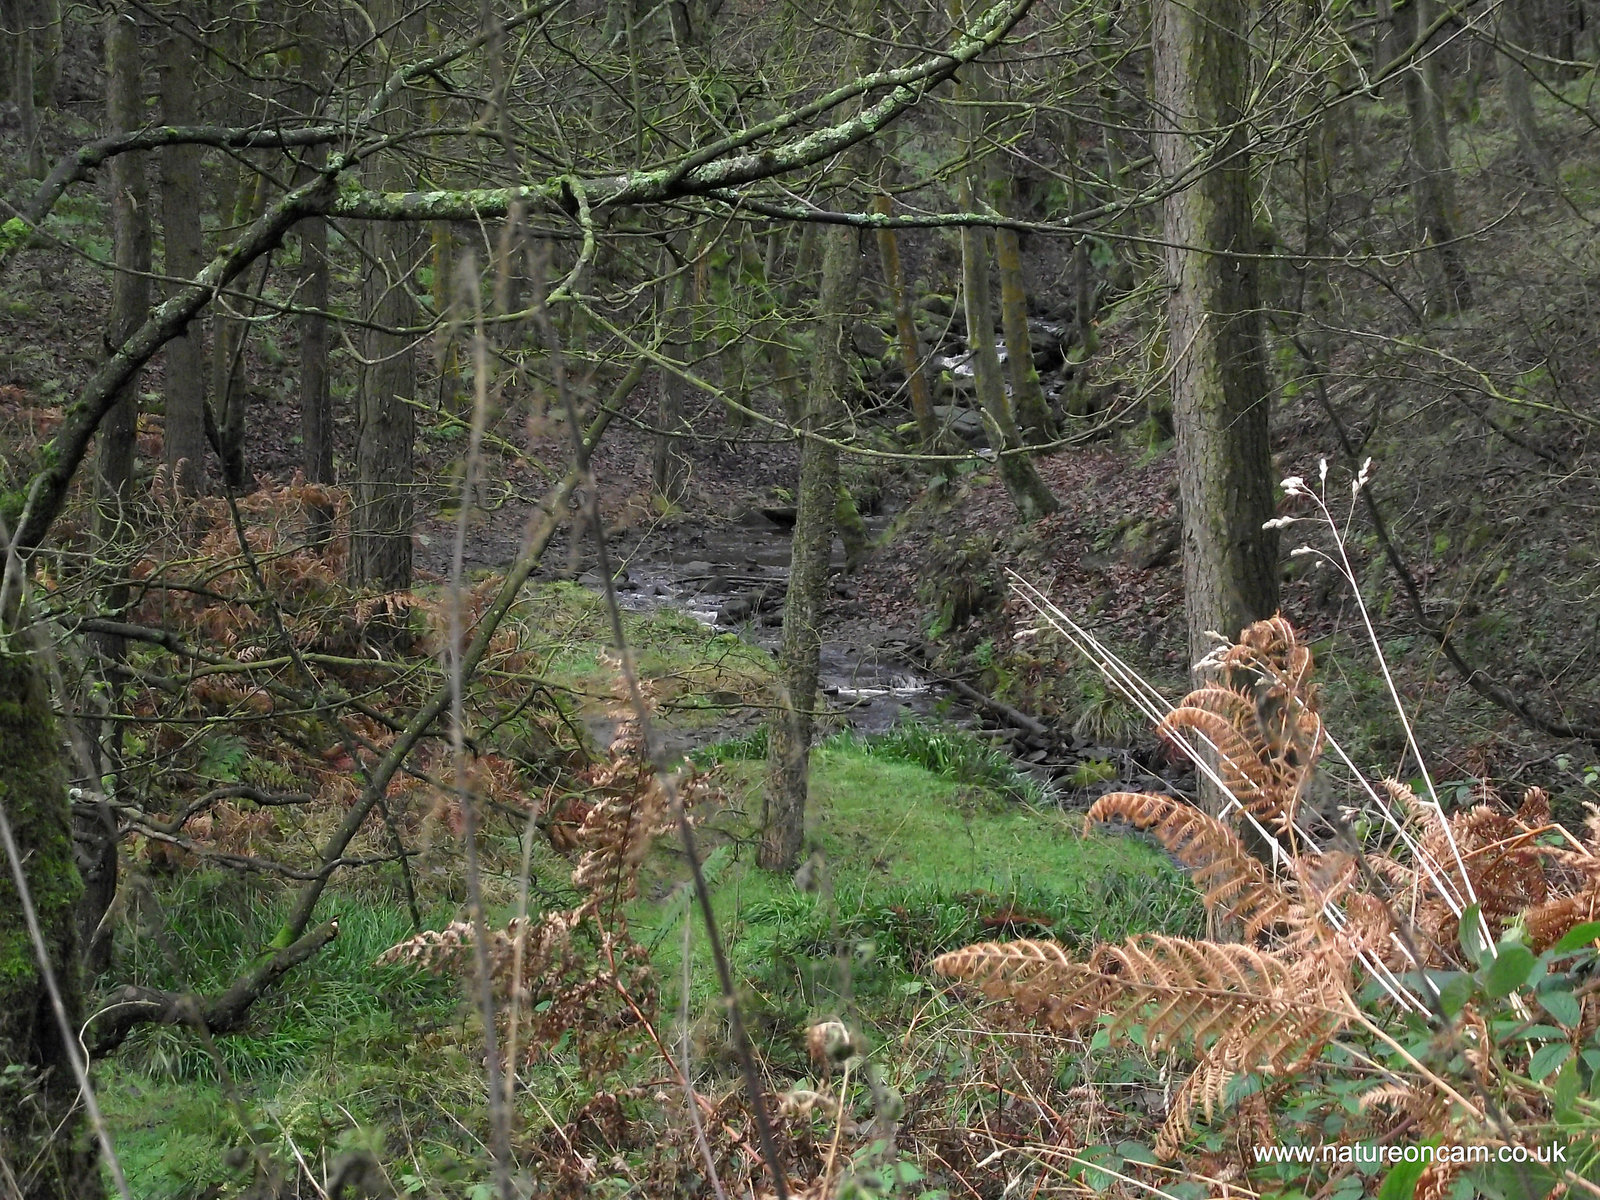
[111,874,459,1083]
[513,581,773,723]
[101,876,495,1197]
[103,727,1197,1195]
[824,719,1051,804]
[695,717,1052,804]
[636,740,1200,1065]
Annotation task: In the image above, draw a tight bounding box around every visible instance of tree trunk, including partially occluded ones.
[760,223,860,873]
[652,245,694,504]
[295,11,333,537]
[993,214,1055,444]
[1497,4,1555,180]
[159,9,207,496]
[353,226,419,590]
[34,0,58,107]
[212,176,266,491]
[871,193,938,449]
[0,640,106,1200]
[205,13,259,492]
[5,0,46,178]
[352,3,419,590]
[1399,0,1472,316]
[97,3,149,535]
[955,78,1057,522]
[1151,0,1279,675]
[738,228,806,422]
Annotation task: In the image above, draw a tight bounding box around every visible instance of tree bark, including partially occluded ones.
[4,0,46,178]
[97,3,150,538]
[653,244,694,504]
[352,2,420,591]
[211,177,266,491]
[871,193,938,448]
[295,10,333,537]
[0,641,106,1200]
[955,74,1057,522]
[1398,0,1472,316]
[1151,0,1279,675]
[993,212,1054,444]
[159,8,207,496]
[760,223,860,873]
[205,14,260,492]
[1497,3,1555,180]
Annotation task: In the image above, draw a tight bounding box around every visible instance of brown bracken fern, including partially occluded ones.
[381,668,711,1073]
[933,616,1600,1162]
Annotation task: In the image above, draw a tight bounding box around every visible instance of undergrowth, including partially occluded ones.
[695,716,1050,805]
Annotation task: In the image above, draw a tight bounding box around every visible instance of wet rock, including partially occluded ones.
[717,597,753,623]
[931,405,987,447]
[578,567,631,590]
[760,506,797,528]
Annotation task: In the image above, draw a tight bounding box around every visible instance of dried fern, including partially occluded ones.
[380,672,711,1072]
[1088,791,1291,939]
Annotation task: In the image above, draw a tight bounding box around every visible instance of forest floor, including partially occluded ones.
[8,63,1600,1199]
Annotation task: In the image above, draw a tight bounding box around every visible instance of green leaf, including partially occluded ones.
[1460,904,1487,964]
[1554,1056,1582,1124]
[1117,1141,1157,1166]
[1508,1024,1569,1041]
[1540,988,1582,1029]
[1551,921,1600,955]
[1436,972,1475,1018]
[1482,945,1538,998]
[1481,1158,1560,1200]
[1377,1152,1431,1200]
[1530,1042,1572,1081]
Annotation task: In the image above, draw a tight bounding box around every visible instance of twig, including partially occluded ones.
[448,245,515,1200]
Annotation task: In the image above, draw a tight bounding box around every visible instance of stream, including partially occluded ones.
[594,506,1182,804]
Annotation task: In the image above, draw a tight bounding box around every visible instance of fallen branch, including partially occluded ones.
[86,919,338,1055]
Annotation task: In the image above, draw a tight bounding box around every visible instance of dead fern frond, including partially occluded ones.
[1088,791,1291,938]
[380,671,714,1075]
[929,939,1098,1028]
[934,929,1359,1153]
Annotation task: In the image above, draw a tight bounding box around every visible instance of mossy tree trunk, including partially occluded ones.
[871,193,938,449]
[0,641,106,1200]
[761,221,861,873]
[735,228,806,422]
[1151,0,1279,675]
[159,5,207,496]
[993,207,1055,444]
[974,82,1054,444]
[954,53,1057,522]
